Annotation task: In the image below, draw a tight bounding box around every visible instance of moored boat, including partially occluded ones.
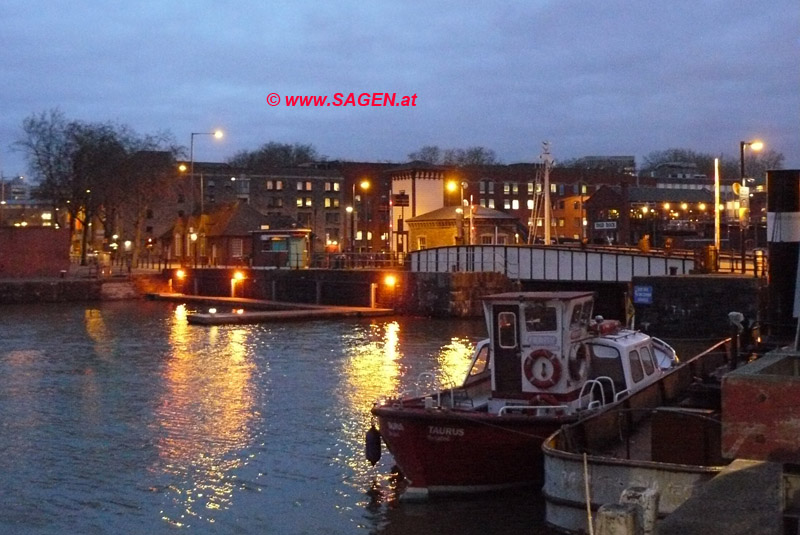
[541,338,730,533]
[369,291,678,499]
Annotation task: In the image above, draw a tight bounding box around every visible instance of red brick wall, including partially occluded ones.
[0,228,71,278]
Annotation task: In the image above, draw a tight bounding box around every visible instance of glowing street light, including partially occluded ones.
[190,129,224,216]
[738,140,764,272]
[231,270,245,297]
[350,180,370,252]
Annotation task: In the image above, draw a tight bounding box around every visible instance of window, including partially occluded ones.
[267,180,283,190]
[146,209,153,219]
[305,197,312,207]
[487,181,494,194]
[550,184,557,194]
[503,182,510,195]
[573,201,580,210]
[527,199,534,210]
[628,350,645,383]
[480,235,493,245]
[479,181,486,194]
[558,218,565,227]
[325,197,340,208]
[231,238,243,258]
[528,182,534,194]
[296,198,303,207]
[297,181,304,191]
[488,199,495,209]
[468,343,490,376]
[297,212,311,226]
[504,199,511,210]
[640,346,656,375]
[417,236,427,249]
[325,212,340,224]
[324,182,340,192]
[589,344,625,393]
[511,199,519,210]
[496,235,507,244]
[498,312,517,348]
[524,303,558,332]
[480,198,486,207]
[512,183,519,194]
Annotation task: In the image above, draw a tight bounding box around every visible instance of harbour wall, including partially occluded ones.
[0,269,764,339]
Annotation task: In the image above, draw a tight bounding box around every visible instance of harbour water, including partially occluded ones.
[0,301,551,534]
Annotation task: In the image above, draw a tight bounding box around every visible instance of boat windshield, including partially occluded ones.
[467,342,490,377]
[524,302,558,332]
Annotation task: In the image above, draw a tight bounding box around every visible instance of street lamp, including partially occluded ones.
[447,180,469,244]
[190,130,223,217]
[738,140,764,273]
[351,180,370,252]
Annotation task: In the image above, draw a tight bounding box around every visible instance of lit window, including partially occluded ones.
[512,199,519,210]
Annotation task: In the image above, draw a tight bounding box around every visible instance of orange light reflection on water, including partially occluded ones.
[154,308,256,528]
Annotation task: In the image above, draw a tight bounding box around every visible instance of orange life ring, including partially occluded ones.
[523,349,562,389]
[568,343,590,382]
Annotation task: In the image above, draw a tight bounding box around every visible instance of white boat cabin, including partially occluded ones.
[474,292,671,411]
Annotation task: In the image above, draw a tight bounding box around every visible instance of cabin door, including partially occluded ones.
[492,305,522,394]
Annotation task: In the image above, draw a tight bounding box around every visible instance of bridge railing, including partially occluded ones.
[410,244,697,283]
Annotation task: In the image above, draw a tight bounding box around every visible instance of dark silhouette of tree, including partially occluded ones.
[228,142,322,169]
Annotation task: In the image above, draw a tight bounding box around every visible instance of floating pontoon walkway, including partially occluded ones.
[146,293,394,325]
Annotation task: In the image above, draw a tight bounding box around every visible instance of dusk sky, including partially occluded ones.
[2,1,798,177]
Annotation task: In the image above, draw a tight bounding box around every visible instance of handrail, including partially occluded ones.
[498,404,568,416]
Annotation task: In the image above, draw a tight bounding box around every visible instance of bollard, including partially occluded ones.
[620,486,659,535]
[596,503,641,535]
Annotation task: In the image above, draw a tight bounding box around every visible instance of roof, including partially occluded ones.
[407,205,517,222]
[482,291,595,302]
[205,201,268,237]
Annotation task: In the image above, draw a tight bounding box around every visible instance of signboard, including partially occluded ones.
[594,221,617,230]
[392,193,409,207]
[633,285,653,305]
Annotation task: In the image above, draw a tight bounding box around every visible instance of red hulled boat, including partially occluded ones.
[370,291,677,499]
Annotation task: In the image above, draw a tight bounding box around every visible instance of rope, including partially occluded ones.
[583,452,594,535]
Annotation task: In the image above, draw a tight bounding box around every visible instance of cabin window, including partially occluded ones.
[468,344,490,376]
[628,349,645,383]
[524,303,558,332]
[640,346,655,375]
[570,303,589,330]
[498,312,517,348]
[588,344,625,394]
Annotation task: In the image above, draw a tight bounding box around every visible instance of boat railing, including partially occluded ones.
[497,404,568,417]
[579,376,617,409]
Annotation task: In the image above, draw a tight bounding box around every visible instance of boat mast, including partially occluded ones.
[541,142,554,245]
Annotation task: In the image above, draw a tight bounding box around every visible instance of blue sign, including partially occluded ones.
[633,285,653,305]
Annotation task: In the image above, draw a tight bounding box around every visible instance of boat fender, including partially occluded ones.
[523,349,562,389]
[568,343,590,382]
[365,424,382,466]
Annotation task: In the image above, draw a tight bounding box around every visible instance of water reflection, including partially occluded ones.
[153,308,257,528]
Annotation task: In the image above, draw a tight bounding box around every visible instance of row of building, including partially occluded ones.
[1,157,764,268]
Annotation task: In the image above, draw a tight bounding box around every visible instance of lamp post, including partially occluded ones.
[738,140,763,272]
[190,130,223,217]
[351,180,370,253]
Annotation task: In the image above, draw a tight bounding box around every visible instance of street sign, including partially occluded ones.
[633,285,653,305]
[594,221,617,230]
[392,193,409,207]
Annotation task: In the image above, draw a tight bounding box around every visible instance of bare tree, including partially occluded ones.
[407,145,499,166]
[228,142,322,169]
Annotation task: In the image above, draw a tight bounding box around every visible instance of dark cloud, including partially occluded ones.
[1,0,797,176]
